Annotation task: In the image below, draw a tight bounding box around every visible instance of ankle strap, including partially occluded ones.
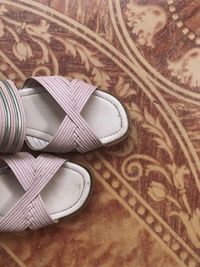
[0,80,26,153]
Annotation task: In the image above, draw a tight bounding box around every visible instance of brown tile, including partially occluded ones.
[0,1,199,266]
[0,246,19,267]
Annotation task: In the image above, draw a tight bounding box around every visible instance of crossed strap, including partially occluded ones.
[22,76,102,153]
[0,80,26,153]
[0,153,65,232]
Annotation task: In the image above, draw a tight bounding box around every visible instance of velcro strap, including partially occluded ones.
[0,80,26,153]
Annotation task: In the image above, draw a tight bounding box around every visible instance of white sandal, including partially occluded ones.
[0,152,93,231]
[0,76,129,153]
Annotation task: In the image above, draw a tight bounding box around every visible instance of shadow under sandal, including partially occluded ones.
[0,152,93,231]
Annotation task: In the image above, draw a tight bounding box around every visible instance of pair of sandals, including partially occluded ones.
[0,76,130,232]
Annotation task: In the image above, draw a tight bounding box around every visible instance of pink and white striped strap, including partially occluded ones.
[22,76,102,153]
[0,153,65,232]
[0,80,26,153]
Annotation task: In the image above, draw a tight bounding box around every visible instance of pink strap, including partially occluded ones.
[0,80,26,153]
[0,153,65,231]
[22,76,102,153]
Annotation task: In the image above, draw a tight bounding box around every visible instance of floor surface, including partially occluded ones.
[0,1,199,266]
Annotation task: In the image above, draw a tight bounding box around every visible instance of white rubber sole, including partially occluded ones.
[0,161,92,221]
[19,88,129,151]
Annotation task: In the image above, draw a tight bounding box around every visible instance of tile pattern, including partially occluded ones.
[0,246,19,267]
[0,0,199,266]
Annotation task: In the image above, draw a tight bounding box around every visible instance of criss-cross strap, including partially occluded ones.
[22,76,102,153]
[0,80,26,153]
[0,153,65,232]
